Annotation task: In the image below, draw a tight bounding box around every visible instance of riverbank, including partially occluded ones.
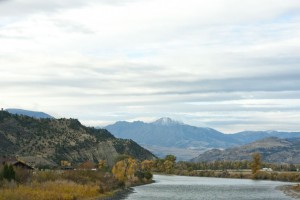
[99,179,155,200]
[171,169,300,182]
[99,188,134,200]
[278,185,300,199]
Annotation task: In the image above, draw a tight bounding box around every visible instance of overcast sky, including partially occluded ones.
[1,0,300,133]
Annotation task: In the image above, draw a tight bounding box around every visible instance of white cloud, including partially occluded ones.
[1,0,300,132]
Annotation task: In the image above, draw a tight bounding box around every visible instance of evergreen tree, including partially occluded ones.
[3,164,15,181]
[8,165,15,180]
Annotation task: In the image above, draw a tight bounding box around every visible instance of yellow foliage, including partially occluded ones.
[112,160,127,182]
[98,160,107,169]
[112,158,139,182]
[141,160,154,171]
[164,160,174,174]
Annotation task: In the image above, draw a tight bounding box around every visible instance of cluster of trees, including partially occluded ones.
[112,157,153,185]
[175,160,252,171]
[152,155,177,174]
[171,153,298,173]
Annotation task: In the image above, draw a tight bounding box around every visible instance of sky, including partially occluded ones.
[1,0,300,133]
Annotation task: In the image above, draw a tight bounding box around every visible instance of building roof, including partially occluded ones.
[0,156,34,169]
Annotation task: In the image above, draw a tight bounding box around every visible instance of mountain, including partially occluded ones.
[5,108,54,119]
[0,111,156,167]
[228,130,300,144]
[105,117,300,161]
[105,117,240,160]
[191,137,300,164]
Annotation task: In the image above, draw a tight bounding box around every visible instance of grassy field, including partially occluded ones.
[0,170,120,200]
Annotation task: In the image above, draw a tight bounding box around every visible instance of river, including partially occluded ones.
[125,175,295,200]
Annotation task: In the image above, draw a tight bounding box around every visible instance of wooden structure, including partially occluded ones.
[0,157,34,170]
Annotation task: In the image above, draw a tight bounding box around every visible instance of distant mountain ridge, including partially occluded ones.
[105,118,300,160]
[191,137,300,164]
[106,118,236,160]
[5,108,54,119]
[0,111,155,167]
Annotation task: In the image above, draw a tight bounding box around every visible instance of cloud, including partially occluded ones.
[1,0,300,132]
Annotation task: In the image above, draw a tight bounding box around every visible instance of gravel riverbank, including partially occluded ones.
[278,185,300,199]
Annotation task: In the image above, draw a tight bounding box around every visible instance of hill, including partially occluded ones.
[5,108,54,119]
[0,111,155,167]
[191,137,300,164]
[228,130,300,144]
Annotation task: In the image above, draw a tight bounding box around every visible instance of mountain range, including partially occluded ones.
[3,109,300,163]
[0,111,155,167]
[105,117,300,160]
[191,137,300,164]
[5,108,54,119]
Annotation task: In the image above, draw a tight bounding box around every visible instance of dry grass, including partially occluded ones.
[0,180,109,200]
[0,170,119,200]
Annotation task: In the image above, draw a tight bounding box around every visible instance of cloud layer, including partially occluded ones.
[1,0,300,132]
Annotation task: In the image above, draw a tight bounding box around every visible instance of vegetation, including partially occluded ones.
[112,157,153,187]
[152,155,177,174]
[0,157,154,200]
[0,164,16,181]
[151,154,300,182]
[251,153,261,174]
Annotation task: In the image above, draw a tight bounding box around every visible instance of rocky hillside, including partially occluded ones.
[191,137,300,164]
[0,111,156,167]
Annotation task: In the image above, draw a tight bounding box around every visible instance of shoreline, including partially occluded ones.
[99,188,134,200]
[99,180,155,200]
[277,185,300,200]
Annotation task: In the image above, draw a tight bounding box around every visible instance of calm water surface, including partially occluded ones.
[126,175,294,200]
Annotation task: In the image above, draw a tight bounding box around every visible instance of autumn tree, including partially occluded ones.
[164,155,176,174]
[141,160,154,171]
[251,153,261,174]
[112,159,128,182]
[98,160,107,170]
[112,157,138,182]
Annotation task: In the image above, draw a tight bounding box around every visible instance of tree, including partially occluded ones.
[141,160,154,171]
[112,158,138,182]
[165,155,176,163]
[251,153,261,174]
[98,160,107,170]
[164,155,176,174]
[112,159,128,182]
[3,164,15,181]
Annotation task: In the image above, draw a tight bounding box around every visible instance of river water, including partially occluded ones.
[126,175,295,200]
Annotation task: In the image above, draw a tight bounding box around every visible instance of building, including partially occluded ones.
[261,168,273,172]
[0,157,34,170]
[77,160,97,170]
